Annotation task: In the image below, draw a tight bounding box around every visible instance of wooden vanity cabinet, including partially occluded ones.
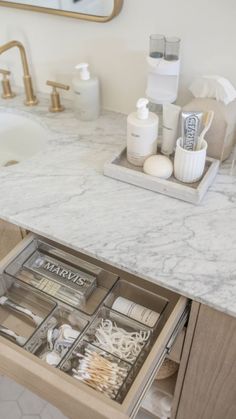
[0,221,235,419]
[139,299,236,419]
[174,304,236,419]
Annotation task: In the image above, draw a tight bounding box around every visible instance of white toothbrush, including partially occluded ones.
[196,111,214,151]
[0,325,27,346]
[0,296,43,326]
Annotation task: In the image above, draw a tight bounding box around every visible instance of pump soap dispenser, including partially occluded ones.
[72,63,100,121]
[127,98,159,166]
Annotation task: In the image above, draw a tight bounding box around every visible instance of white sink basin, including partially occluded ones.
[0,111,48,167]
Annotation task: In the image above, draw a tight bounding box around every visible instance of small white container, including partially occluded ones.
[174,138,207,183]
[112,296,160,327]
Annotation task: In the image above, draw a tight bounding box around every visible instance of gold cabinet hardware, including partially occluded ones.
[0,41,38,106]
[46,80,70,112]
[0,68,16,99]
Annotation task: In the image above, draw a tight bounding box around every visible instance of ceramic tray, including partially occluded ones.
[104,148,220,204]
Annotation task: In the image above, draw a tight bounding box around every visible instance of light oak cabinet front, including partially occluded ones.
[134,297,236,419]
[176,304,236,419]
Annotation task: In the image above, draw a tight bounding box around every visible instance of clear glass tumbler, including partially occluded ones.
[165,37,180,61]
[149,34,165,58]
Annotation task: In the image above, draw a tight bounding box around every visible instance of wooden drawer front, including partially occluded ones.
[0,234,189,419]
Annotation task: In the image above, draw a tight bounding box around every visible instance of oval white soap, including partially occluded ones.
[143,155,173,179]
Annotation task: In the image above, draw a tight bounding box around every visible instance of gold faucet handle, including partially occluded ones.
[46,80,70,91]
[0,68,16,99]
[0,69,11,77]
[46,80,70,112]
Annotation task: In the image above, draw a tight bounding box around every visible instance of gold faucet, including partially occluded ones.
[0,40,38,106]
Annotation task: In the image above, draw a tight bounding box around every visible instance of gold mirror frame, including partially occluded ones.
[0,0,123,22]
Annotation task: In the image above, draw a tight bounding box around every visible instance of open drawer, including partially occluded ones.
[0,234,189,419]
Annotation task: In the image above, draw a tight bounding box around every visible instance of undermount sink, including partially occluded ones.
[0,111,48,167]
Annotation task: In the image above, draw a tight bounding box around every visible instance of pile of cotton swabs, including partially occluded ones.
[72,348,129,399]
[93,319,150,363]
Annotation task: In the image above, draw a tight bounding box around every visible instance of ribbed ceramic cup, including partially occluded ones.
[174,138,207,183]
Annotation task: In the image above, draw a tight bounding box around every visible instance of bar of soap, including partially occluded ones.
[143,155,173,179]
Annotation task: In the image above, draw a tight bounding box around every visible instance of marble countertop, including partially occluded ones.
[0,93,236,318]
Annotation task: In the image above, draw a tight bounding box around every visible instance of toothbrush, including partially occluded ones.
[0,325,27,346]
[196,111,214,151]
[0,296,43,326]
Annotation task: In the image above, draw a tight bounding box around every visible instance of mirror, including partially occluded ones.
[0,0,123,22]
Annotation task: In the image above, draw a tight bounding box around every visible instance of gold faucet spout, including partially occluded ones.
[0,40,38,106]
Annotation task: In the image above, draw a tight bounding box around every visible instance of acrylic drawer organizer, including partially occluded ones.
[59,290,169,402]
[24,303,89,366]
[0,278,55,347]
[60,341,133,402]
[60,307,153,403]
[0,235,189,413]
[104,279,168,329]
[5,238,118,315]
[104,147,220,204]
[83,307,152,364]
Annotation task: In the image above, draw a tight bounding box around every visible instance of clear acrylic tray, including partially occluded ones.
[60,340,133,402]
[25,303,88,366]
[5,239,118,313]
[104,279,168,329]
[82,307,152,365]
[0,278,55,347]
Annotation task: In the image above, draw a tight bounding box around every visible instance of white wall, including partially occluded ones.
[0,0,235,114]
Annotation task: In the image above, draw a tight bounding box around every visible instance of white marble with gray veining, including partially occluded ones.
[0,92,236,318]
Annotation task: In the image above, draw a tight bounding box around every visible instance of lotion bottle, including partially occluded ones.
[127,98,159,166]
[72,63,100,121]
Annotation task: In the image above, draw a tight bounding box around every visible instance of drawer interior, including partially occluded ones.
[0,235,188,417]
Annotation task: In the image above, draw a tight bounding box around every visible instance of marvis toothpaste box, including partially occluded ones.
[23,250,97,301]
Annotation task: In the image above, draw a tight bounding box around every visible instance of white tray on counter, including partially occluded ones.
[104,148,220,204]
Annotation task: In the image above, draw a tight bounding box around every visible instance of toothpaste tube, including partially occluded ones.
[181,112,203,150]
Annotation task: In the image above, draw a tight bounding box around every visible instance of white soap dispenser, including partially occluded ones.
[127,98,159,166]
[72,63,100,121]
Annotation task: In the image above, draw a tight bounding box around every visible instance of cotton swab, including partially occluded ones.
[72,347,130,399]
